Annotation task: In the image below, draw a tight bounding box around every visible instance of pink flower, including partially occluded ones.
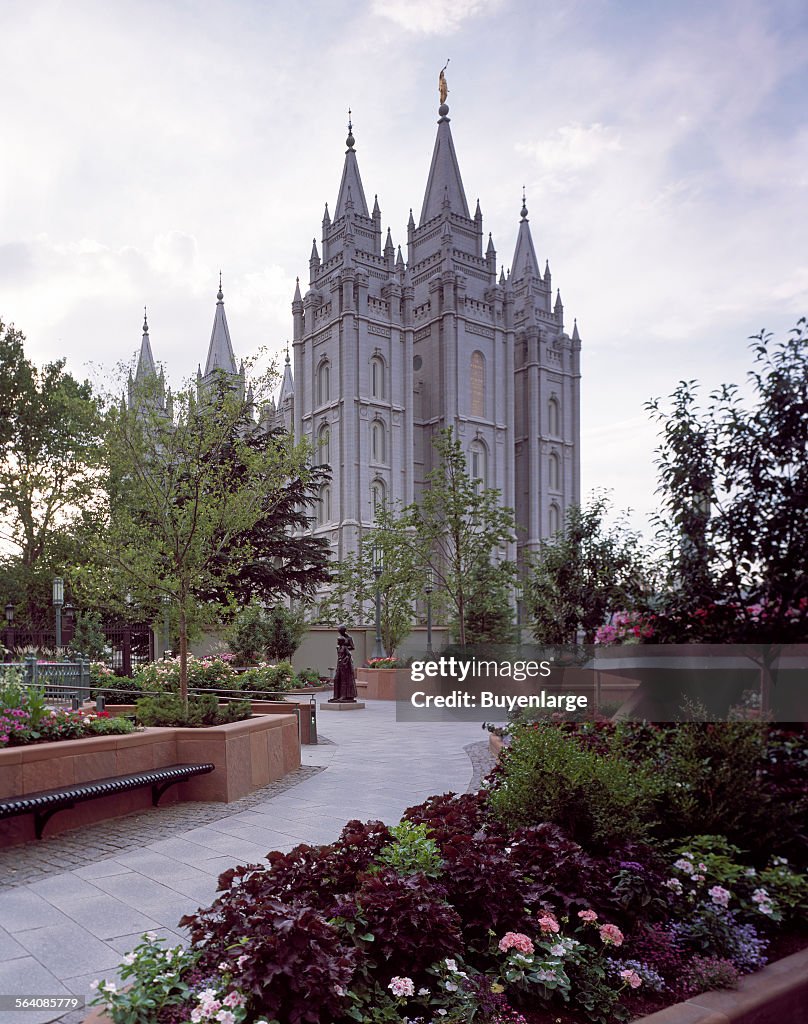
[388,977,415,998]
[577,909,598,922]
[222,992,245,1008]
[537,914,560,934]
[709,885,731,907]
[498,931,535,954]
[599,923,624,947]
[620,969,642,989]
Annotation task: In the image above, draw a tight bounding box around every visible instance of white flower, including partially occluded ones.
[104,983,117,995]
[444,958,458,972]
[89,981,99,992]
[673,858,695,874]
[444,981,458,992]
[218,961,229,971]
[121,953,136,966]
[216,1011,235,1024]
[144,931,157,941]
[190,1009,204,1023]
[549,943,565,956]
[418,988,430,996]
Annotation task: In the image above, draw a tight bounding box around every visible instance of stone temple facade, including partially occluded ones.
[286,98,581,566]
[128,95,582,568]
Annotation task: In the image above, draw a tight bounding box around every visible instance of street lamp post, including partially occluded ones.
[52,577,64,648]
[371,544,385,660]
[4,603,14,655]
[161,593,171,657]
[424,568,435,660]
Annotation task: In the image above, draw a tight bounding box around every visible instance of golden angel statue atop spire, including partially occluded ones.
[439,59,450,104]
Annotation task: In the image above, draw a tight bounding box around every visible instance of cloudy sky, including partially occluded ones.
[2,0,806,535]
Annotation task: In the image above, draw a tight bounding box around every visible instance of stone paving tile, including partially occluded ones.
[0,925,28,961]
[0,891,72,932]
[53,895,163,941]
[0,957,72,1024]
[14,923,121,977]
[106,928,187,955]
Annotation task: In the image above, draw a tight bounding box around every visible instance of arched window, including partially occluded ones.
[317,424,330,466]
[549,503,561,535]
[548,397,560,436]
[470,351,485,417]
[318,484,331,525]
[317,360,330,405]
[470,438,487,487]
[549,451,560,490]
[371,479,386,516]
[371,419,386,463]
[371,355,384,399]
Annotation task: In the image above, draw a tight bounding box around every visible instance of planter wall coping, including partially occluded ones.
[631,945,808,1024]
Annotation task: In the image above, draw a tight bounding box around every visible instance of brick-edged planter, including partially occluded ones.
[355,667,411,700]
[632,944,808,1023]
[81,946,808,1024]
[0,713,300,847]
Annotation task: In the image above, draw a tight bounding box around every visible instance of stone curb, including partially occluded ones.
[631,945,808,1023]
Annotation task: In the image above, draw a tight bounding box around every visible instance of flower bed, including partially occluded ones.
[88,718,807,1024]
[0,713,300,847]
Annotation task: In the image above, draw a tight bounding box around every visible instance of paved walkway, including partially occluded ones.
[0,699,489,1024]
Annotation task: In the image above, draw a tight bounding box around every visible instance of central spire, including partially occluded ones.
[204,276,238,377]
[334,108,369,219]
[419,79,470,226]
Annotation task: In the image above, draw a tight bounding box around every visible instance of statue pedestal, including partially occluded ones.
[320,701,366,712]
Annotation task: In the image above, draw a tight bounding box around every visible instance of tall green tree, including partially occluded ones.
[647,318,808,643]
[102,371,312,702]
[319,501,420,657]
[0,320,105,623]
[526,495,649,645]
[408,429,517,647]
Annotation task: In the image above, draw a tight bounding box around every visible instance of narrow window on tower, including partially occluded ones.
[318,484,331,525]
[470,438,487,487]
[317,424,330,466]
[371,479,386,517]
[549,451,560,490]
[371,355,385,399]
[548,396,560,436]
[471,350,485,417]
[371,419,386,463]
[317,360,330,405]
[549,502,561,535]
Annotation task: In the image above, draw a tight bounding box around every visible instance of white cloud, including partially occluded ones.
[370,0,505,34]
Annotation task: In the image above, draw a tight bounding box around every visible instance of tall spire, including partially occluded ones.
[278,341,294,406]
[204,276,238,376]
[511,189,540,283]
[419,86,470,225]
[134,305,156,382]
[334,108,369,219]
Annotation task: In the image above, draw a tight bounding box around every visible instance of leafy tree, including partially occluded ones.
[463,559,516,644]
[320,502,420,657]
[101,370,312,703]
[647,319,808,643]
[0,320,105,623]
[67,610,108,660]
[194,426,331,607]
[407,429,517,647]
[526,495,649,644]
[265,604,308,661]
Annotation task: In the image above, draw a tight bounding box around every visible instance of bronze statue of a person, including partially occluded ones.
[329,624,357,703]
[439,62,449,105]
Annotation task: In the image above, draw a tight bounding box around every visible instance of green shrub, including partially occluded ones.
[488,723,660,848]
[644,722,769,847]
[294,667,322,687]
[373,821,443,878]
[226,603,269,664]
[135,693,251,727]
[87,715,136,736]
[238,661,296,693]
[67,610,108,660]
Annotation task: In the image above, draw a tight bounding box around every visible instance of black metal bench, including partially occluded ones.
[0,763,215,839]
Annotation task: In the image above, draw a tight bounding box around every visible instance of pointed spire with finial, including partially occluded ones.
[420,65,470,225]
[334,108,369,220]
[512,189,540,283]
[396,245,405,271]
[134,304,156,384]
[499,267,506,286]
[384,227,395,258]
[572,318,581,343]
[474,198,482,223]
[293,276,302,304]
[322,202,331,228]
[204,275,238,377]
[554,289,563,315]
[372,194,381,218]
[279,340,294,405]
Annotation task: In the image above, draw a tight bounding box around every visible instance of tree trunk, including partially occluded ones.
[179,604,189,708]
